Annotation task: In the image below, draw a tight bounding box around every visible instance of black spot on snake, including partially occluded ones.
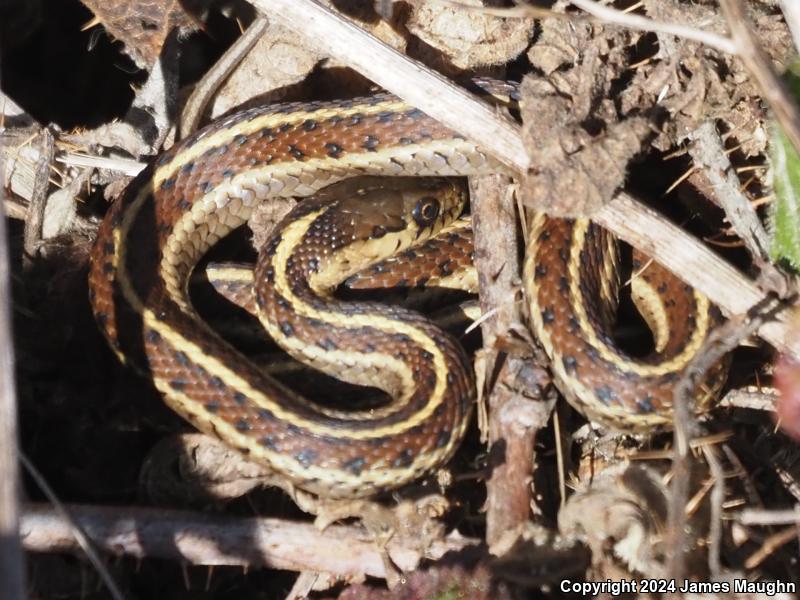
[260,435,278,450]
[567,316,580,333]
[325,142,344,158]
[435,429,450,448]
[174,351,190,367]
[318,338,338,351]
[594,385,616,405]
[637,395,654,413]
[362,135,379,151]
[393,449,414,468]
[342,456,366,476]
[295,449,317,468]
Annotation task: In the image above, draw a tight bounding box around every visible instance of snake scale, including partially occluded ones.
[88,85,725,499]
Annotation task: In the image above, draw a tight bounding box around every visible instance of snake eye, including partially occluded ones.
[412,197,440,227]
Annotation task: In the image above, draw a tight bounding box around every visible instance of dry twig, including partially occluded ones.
[667,295,786,582]
[687,120,769,260]
[739,507,800,526]
[569,0,736,54]
[20,503,478,579]
[470,175,554,547]
[779,0,800,53]
[256,0,800,361]
[179,17,270,138]
[0,99,24,600]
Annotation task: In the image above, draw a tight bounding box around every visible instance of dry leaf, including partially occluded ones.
[407,0,534,70]
[80,0,201,68]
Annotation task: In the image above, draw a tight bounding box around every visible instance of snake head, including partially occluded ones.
[331,176,466,241]
[304,177,468,288]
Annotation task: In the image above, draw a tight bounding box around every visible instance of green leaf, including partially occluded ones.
[769,59,800,271]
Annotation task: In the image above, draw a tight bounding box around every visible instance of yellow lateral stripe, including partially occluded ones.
[154,99,413,188]
[262,206,453,427]
[113,171,441,439]
[158,136,478,302]
[567,221,709,376]
[155,381,452,490]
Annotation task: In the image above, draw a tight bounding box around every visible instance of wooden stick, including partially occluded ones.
[20,503,478,579]
[595,194,800,359]
[0,122,25,600]
[256,0,800,361]
[570,0,736,54]
[253,0,528,172]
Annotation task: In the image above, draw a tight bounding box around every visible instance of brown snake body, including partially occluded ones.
[89,88,725,499]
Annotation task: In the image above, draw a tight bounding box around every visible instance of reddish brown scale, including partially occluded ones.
[152,105,459,239]
[206,227,476,317]
[530,220,724,423]
[89,84,726,499]
[630,253,702,357]
[345,226,474,291]
[251,180,474,466]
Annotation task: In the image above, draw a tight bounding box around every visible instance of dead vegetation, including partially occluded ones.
[2,0,800,598]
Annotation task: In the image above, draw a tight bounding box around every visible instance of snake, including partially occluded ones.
[88,86,726,499]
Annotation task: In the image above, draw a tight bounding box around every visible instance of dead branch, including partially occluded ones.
[256,0,800,361]
[739,507,800,526]
[569,0,736,54]
[470,175,554,548]
[20,503,479,579]
[779,0,800,54]
[687,120,769,260]
[0,103,24,600]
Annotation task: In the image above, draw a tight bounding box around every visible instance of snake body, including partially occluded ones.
[89,88,724,499]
